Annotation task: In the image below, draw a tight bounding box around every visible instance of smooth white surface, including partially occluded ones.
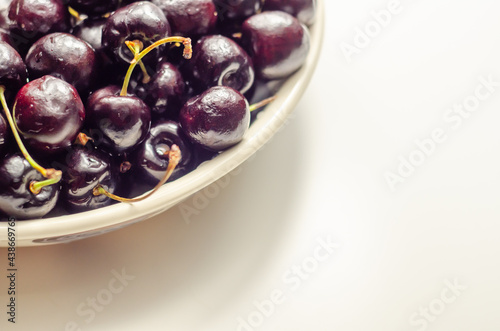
[2,0,500,330]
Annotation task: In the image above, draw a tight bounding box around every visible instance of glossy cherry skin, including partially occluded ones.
[102,1,170,63]
[135,120,193,185]
[241,11,310,80]
[68,0,119,17]
[179,86,250,151]
[25,33,97,94]
[262,0,316,26]
[86,89,151,154]
[8,0,69,52]
[0,40,27,99]
[86,85,120,109]
[213,0,262,22]
[187,34,254,94]
[14,76,86,154]
[151,0,217,37]
[0,154,60,219]
[140,61,185,118]
[62,146,118,212]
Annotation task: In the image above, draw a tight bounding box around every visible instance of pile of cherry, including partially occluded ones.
[0,0,315,220]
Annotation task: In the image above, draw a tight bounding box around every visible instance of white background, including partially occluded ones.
[2,0,500,330]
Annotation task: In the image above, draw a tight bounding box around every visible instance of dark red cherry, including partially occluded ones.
[141,61,185,118]
[25,33,97,94]
[151,0,217,37]
[262,0,316,26]
[14,75,85,154]
[187,34,254,94]
[86,89,151,154]
[62,146,118,212]
[135,120,193,185]
[68,0,119,17]
[102,1,170,63]
[8,0,69,53]
[0,153,60,219]
[213,0,262,22]
[241,11,310,80]
[179,86,250,151]
[0,40,27,99]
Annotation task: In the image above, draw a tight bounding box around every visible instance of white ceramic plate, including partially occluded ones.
[0,2,324,247]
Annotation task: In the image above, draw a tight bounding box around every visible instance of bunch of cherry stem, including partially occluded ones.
[120,36,193,96]
[0,35,275,202]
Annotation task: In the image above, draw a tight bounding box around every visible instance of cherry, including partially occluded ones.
[8,0,69,53]
[14,75,85,154]
[262,0,316,26]
[102,1,171,63]
[25,33,97,94]
[61,146,118,212]
[187,34,254,94]
[67,0,119,18]
[213,0,262,22]
[241,11,310,80]
[0,153,60,219]
[85,91,151,154]
[134,120,193,185]
[151,0,217,37]
[140,61,185,118]
[179,86,250,151]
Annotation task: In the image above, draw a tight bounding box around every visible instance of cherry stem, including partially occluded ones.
[68,6,82,22]
[30,177,60,195]
[125,40,151,84]
[93,144,181,203]
[138,61,151,84]
[119,161,132,173]
[120,36,192,96]
[74,132,93,146]
[248,96,277,112]
[0,86,62,184]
